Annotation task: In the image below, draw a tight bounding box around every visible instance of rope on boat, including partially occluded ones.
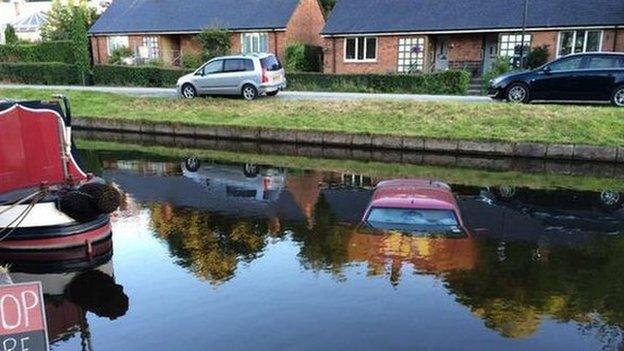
[0,190,44,216]
[0,190,47,242]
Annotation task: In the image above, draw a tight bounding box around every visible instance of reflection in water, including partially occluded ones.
[88,152,624,350]
[7,253,128,349]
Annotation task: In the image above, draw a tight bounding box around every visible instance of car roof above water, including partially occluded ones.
[210,53,276,61]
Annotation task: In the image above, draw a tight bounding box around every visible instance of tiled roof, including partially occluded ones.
[323,0,624,35]
[89,0,300,34]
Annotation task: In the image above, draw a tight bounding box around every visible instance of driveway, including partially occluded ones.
[0,84,492,103]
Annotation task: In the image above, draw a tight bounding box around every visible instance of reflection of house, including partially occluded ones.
[88,0,325,66]
[322,0,624,76]
[347,232,477,278]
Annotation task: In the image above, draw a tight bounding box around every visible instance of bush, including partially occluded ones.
[196,28,230,61]
[92,65,194,87]
[526,45,550,69]
[482,57,514,93]
[0,62,81,84]
[4,25,18,45]
[287,70,471,95]
[108,47,134,65]
[285,43,323,72]
[181,53,204,69]
[0,41,74,63]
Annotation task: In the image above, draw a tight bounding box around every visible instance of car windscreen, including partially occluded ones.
[260,56,282,71]
[365,207,463,236]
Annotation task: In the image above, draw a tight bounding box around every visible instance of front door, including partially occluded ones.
[482,35,498,75]
[435,38,449,71]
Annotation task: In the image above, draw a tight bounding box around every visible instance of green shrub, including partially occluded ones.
[0,62,81,84]
[287,70,471,95]
[0,41,74,63]
[4,25,18,45]
[69,7,90,85]
[108,47,134,65]
[285,43,323,72]
[482,57,514,93]
[181,53,204,69]
[92,65,194,87]
[526,45,550,69]
[196,28,231,61]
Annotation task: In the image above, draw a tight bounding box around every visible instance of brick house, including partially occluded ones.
[322,0,624,76]
[88,0,325,66]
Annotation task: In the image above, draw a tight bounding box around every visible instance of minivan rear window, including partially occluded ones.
[260,56,282,71]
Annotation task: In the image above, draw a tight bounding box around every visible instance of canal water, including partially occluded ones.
[8,141,624,350]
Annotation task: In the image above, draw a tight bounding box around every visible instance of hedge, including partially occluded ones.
[92,65,193,87]
[0,62,82,85]
[287,70,471,95]
[285,44,323,72]
[0,41,74,64]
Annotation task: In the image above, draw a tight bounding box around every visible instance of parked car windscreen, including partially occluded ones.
[260,56,282,71]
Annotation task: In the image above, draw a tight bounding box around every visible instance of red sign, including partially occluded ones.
[0,282,48,351]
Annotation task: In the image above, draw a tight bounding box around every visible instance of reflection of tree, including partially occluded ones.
[444,238,624,348]
[150,203,268,284]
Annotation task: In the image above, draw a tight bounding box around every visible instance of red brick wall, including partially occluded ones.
[530,31,558,60]
[285,0,325,47]
[323,35,416,74]
[602,29,624,53]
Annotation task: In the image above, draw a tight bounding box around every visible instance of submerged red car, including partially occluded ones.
[361,179,467,236]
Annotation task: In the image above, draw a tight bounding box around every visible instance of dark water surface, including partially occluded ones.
[12,144,624,351]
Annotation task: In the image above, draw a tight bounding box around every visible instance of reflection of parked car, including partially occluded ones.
[488,52,624,106]
[176,53,287,100]
[182,159,286,202]
[361,179,467,236]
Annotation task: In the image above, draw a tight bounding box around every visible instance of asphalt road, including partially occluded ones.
[0,84,492,103]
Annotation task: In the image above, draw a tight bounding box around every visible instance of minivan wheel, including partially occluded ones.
[242,84,258,101]
[506,83,529,103]
[612,86,624,107]
[182,84,197,99]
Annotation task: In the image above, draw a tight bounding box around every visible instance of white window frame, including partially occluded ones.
[343,37,378,63]
[107,36,129,56]
[396,37,425,73]
[498,33,532,58]
[241,32,269,54]
[556,30,603,57]
[142,36,160,59]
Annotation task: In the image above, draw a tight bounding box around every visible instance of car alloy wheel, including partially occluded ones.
[600,190,621,207]
[242,85,258,101]
[507,84,528,103]
[182,84,197,99]
[184,157,200,172]
[613,87,624,107]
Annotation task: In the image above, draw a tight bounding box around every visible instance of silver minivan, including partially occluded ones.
[176,53,287,100]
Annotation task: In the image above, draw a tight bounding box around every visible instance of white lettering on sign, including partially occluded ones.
[1,337,30,351]
[0,296,21,330]
[19,292,37,329]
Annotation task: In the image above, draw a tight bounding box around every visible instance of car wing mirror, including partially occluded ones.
[542,66,552,74]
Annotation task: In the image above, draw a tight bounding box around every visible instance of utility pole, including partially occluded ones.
[519,0,529,69]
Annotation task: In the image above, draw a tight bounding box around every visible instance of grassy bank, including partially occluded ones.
[2,88,624,146]
[77,139,624,191]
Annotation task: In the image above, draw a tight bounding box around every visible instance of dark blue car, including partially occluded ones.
[488,52,624,107]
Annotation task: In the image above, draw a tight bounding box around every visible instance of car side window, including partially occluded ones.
[243,59,255,71]
[202,60,223,75]
[588,56,620,69]
[548,57,583,72]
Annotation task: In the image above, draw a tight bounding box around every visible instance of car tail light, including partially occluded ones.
[262,68,269,83]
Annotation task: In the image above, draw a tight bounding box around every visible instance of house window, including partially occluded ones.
[499,33,532,58]
[344,37,377,62]
[557,30,602,57]
[142,36,159,59]
[242,33,269,54]
[397,37,425,73]
[107,36,129,55]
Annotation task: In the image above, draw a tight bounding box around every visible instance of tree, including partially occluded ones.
[69,7,91,85]
[526,45,550,69]
[196,28,231,61]
[4,24,18,45]
[41,0,97,41]
[319,0,337,15]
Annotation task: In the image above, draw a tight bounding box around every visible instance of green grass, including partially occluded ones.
[3,88,624,146]
[77,139,624,192]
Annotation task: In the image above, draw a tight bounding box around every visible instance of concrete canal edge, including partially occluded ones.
[73,117,624,164]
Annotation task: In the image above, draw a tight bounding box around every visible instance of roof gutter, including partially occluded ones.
[88,27,288,37]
